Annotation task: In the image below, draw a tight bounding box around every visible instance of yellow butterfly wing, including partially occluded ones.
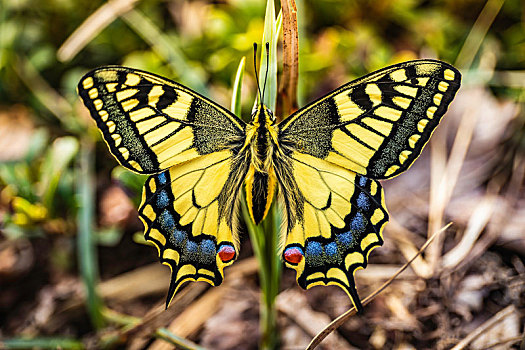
[77,66,245,174]
[279,60,461,178]
[78,67,249,306]
[277,152,388,313]
[139,151,248,307]
[277,60,461,311]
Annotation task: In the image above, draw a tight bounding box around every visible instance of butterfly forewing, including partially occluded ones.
[279,60,461,179]
[77,66,245,174]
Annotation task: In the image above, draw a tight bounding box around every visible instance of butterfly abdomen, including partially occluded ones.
[247,169,273,224]
[245,147,277,224]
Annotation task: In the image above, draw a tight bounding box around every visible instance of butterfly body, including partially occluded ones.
[245,105,279,224]
[78,60,461,311]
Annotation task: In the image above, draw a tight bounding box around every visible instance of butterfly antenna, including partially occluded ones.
[253,43,262,104]
[261,42,270,105]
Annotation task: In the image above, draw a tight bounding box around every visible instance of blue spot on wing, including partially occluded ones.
[157,172,167,185]
[185,240,198,255]
[306,241,322,256]
[325,241,340,263]
[350,212,366,233]
[157,190,169,208]
[305,241,323,267]
[160,210,175,233]
[200,239,217,263]
[325,242,338,256]
[201,239,217,264]
[356,192,370,210]
[201,239,216,256]
[337,231,354,247]
[172,228,186,246]
[357,176,367,187]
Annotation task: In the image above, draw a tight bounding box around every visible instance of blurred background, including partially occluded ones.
[0,0,524,349]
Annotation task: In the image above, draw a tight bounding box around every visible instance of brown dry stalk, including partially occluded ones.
[276,0,299,119]
[427,98,479,271]
[426,0,505,271]
[57,0,139,62]
[306,223,452,350]
[450,305,518,350]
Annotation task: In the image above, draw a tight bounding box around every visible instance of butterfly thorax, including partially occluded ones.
[245,104,278,224]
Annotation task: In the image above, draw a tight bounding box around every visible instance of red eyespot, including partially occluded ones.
[218,245,236,262]
[284,247,304,265]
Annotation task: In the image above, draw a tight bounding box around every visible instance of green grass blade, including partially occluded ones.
[122,9,207,94]
[259,0,278,111]
[155,328,207,350]
[231,56,246,117]
[274,11,283,44]
[40,136,79,212]
[455,0,505,69]
[0,337,84,349]
[77,139,105,329]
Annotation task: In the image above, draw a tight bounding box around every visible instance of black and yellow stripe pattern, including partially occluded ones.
[280,60,460,178]
[78,60,461,311]
[78,67,245,173]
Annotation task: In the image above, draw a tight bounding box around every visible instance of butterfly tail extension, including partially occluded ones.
[139,169,239,308]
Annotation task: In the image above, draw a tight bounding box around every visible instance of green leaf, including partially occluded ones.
[40,136,79,211]
[231,56,246,117]
[76,139,104,329]
[0,337,84,349]
[258,1,282,111]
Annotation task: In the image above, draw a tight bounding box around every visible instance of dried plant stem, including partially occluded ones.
[427,102,479,271]
[276,0,299,118]
[57,0,139,62]
[455,0,505,69]
[450,305,517,350]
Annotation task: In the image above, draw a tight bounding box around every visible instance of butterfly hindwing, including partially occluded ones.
[279,60,461,179]
[279,153,388,311]
[77,66,245,174]
[139,150,248,306]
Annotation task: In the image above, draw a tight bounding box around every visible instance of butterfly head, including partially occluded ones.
[251,104,276,126]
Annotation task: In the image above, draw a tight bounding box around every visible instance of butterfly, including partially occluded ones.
[78,58,460,313]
